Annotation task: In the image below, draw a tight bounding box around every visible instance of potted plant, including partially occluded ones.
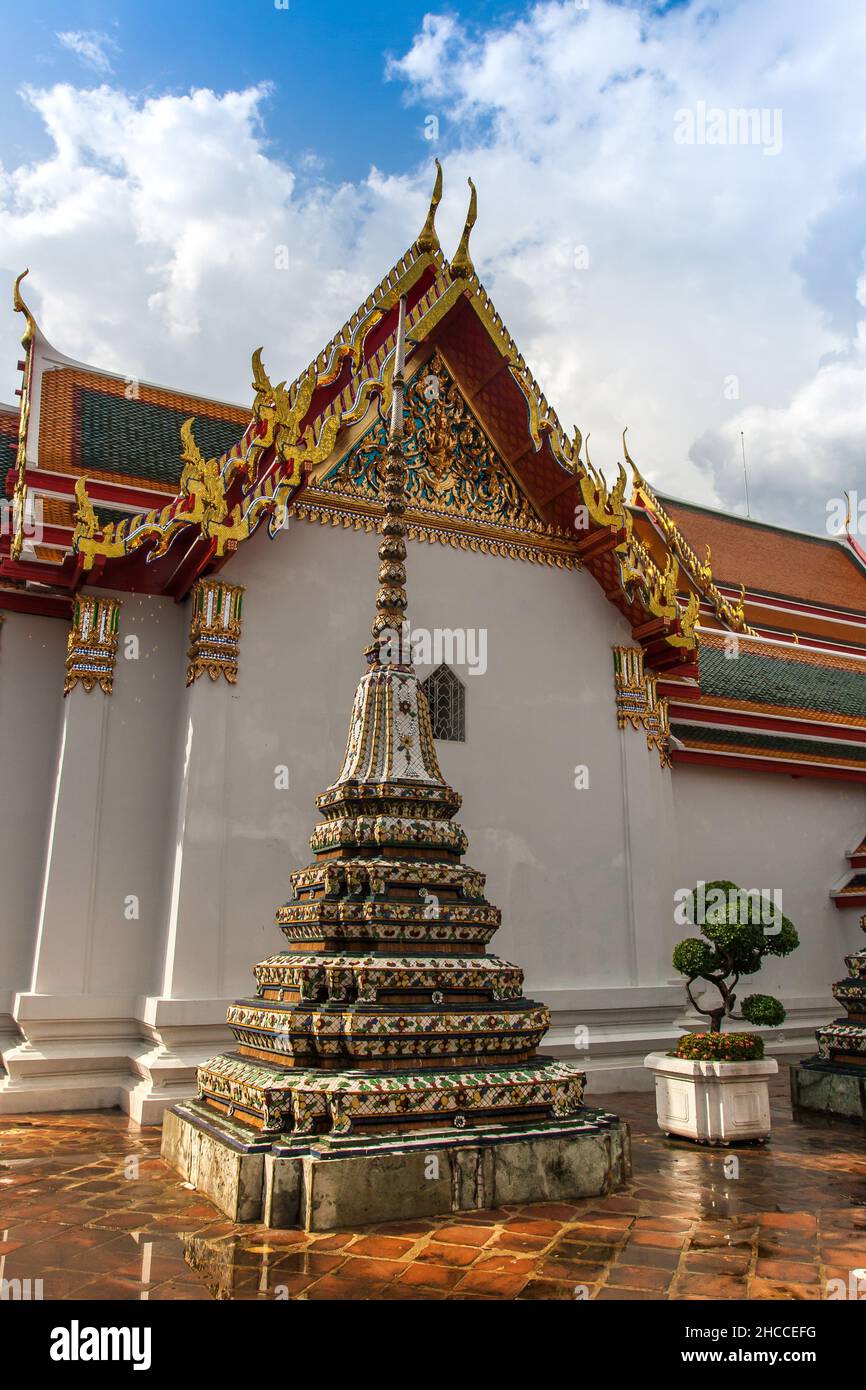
[646,880,799,1143]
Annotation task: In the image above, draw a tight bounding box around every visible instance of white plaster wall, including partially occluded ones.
[87,592,188,998]
[22,591,188,1003]
[0,611,65,1023]
[222,519,638,1001]
[672,763,866,1011]
[7,517,863,1113]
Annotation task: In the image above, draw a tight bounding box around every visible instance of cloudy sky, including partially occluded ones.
[1,0,865,533]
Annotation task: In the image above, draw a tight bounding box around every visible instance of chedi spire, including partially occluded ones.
[167,269,627,1231]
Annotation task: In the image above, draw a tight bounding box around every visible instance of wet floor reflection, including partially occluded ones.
[1,1068,864,1300]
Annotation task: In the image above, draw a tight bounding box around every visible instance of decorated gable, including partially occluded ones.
[293,352,578,568]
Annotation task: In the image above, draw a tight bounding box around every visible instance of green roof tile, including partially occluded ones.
[78,387,244,486]
[699,644,866,721]
[671,722,866,763]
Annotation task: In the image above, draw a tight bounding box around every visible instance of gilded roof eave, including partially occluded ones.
[22,172,743,663]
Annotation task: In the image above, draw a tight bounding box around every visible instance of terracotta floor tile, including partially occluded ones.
[512,1202,581,1221]
[430,1223,494,1247]
[306,1233,354,1252]
[748,1277,822,1300]
[304,1275,385,1301]
[453,1266,530,1298]
[755,1257,820,1283]
[631,1215,693,1232]
[627,1230,686,1249]
[759,1212,818,1231]
[596,1287,660,1300]
[606,1264,674,1292]
[518,1278,583,1300]
[414,1241,479,1267]
[379,1284,446,1299]
[1,1066,863,1302]
[340,1234,416,1259]
[21,1269,96,1298]
[368,1220,436,1237]
[682,1250,752,1276]
[68,1277,158,1300]
[536,1256,606,1283]
[756,1242,815,1262]
[502,1217,563,1237]
[676,1274,748,1299]
[397,1261,465,1290]
[592,1195,643,1214]
[553,1240,621,1262]
[486,1231,549,1253]
[616,1244,681,1269]
[331,1256,405,1283]
[568,1212,634,1231]
[143,1282,213,1301]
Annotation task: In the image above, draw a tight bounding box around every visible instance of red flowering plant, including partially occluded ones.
[672,879,799,1048]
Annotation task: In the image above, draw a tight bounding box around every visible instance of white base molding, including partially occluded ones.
[645,1051,779,1143]
[0,989,834,1119]
[0,993,233,1124]
[542,988,830,1093]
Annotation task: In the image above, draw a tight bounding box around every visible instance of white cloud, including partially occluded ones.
[386,0,866,529]
[1,2,865,533]
[57,30,119,76]
[0,83,407,409]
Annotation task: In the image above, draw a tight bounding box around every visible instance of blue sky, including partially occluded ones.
[1,0,865,530]
[0,0,516,181]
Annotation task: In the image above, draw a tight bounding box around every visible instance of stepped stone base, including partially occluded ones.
[791,1058,866,1124]
[162,1100,630,1231]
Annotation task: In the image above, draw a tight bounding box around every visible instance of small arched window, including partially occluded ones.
[421,663,466,742]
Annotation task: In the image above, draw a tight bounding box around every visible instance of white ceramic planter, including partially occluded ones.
[644,1052,778,1144]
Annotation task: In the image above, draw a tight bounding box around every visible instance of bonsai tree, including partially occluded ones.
[673,880,799,1043]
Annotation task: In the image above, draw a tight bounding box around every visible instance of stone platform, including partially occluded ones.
[162,1099,631,1231]
[790,1057,866,1124]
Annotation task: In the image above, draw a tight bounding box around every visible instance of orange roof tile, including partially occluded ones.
[660,497,866,615]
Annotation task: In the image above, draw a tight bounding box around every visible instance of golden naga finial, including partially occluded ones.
[622,426,645,490]
[251,346,286,406]
[679,588,701,640]
[11,270,37,560]
[572,425,583,466]
[179,416,205,485]
[450,177,478,280]
[13,268,36,348]
[251,346,270,400]
[73,475,99,542]
[416,159,443,254]
[622,426,635,472]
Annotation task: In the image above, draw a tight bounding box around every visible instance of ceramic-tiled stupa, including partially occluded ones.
[163,295,629,1229]
[792,914,866,1123]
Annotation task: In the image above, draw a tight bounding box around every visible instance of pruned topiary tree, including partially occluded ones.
[672,880,799,1033]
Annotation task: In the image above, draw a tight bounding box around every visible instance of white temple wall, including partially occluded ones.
[0,593,188,1116]
[223,520,637,986]
[672,763,865,1046]
[0,611,66,1049]
[220,520,682,1090]
[3,519,863,1116]
[83,591,188,999]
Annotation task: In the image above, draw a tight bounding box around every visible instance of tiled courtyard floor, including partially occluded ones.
[1,1066,864,1301]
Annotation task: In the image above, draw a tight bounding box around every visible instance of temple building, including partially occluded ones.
[1,169,865,1126]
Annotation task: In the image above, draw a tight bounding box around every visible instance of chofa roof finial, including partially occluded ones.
[416,159,443,254]
[450,178,477,280]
